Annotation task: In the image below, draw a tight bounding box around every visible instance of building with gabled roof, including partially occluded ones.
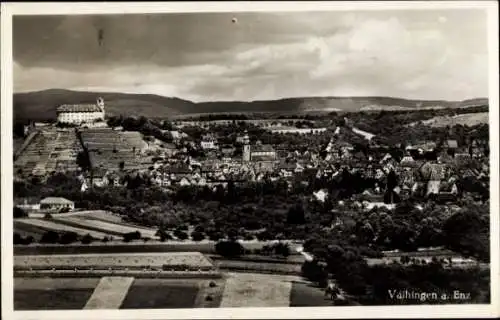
[250,143,277,161]
[39,197,75,212]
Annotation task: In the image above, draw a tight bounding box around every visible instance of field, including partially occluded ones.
[53,216,159,238]
[15,210,160,241]
[120,279,202,309]
[77,210,125,224]
[15,218,109,239]
[289,281,333,307]
[15,252,215,270]
[14,272,332,309]
[14,278,99,310]
[219,273,300,308]
[14,277,225,310]
[408,112,489,127]
[215,260,301,275]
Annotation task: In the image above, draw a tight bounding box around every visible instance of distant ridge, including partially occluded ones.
[13,89,488,122]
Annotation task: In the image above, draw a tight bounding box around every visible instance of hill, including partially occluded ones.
[13,89,488,122]
[13,89,192,122]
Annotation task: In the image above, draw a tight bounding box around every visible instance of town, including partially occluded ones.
[12,96,491,308]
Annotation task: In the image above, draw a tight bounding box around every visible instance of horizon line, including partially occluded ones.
[13,88,489,104]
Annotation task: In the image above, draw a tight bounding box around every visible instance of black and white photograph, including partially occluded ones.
[1,1,499,319]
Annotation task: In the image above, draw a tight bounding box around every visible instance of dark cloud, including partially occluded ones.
[13,10,489,101]
[13,13,324,70]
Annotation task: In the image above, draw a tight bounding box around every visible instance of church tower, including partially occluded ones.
[242,131,250,162]
[97,97,105,119]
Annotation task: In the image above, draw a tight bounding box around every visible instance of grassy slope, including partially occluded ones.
[419,112,489,127]
[289,281,333,307]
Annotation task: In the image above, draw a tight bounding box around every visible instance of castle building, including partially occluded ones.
[56,97,106,125]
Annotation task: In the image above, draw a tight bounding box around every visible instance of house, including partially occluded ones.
[251,143,277,161]
[470,140,484,158]
[39,197,75,212]
[200,134,218,150]
[325,139,354,160]
[167,164,192,181]
[352,151,367,162]
[162,143,178,157]
[419,162,448,196]
[154,171,171,187]
[313,189,329,202]
[179,177,191,187]
[221,145,236,157]
[410,141,437,154]
[454,152,471,165]
[106,172,124,186]
[400,153,416,167]
[87,167,109,187]
[443,139,459,150]
[278,161,296,178]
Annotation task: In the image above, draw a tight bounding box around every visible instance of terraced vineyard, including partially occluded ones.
[15,218,109,239]
[53,216,158,239]
[14,210,159,241]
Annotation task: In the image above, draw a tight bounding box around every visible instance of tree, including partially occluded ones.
[81,233,94,244]
[274,242,291,257]
[14,233,23,245]
[156,229,173,242]
[76,151,91,171]
[191,231,205,242]
[59,231,78,244]
[173,229,189,240]
[40,231,60,244]
[208,231,224,241]
[301,260,328,286]
[215,240,244,257]
[13,206,28,218]
[123,231,142,242]
[287,202,306,224]
[442,205,489,262]
[24,235,34,245]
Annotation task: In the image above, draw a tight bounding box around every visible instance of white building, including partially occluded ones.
[56,97,105,125]
[200,134,217,150]
[39,197,75,212]
[268,126,327,135]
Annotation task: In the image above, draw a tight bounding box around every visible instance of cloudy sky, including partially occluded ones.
[13,9,488,102]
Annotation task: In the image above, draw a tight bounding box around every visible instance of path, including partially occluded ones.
[84,277,134,309]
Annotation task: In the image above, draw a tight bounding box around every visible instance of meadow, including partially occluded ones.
[219,273,300,308]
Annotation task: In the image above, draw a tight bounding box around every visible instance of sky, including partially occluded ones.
[13,9,489,102]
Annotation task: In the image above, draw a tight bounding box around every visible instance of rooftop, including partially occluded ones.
[446,140,459,148]
[251,144,275,153]
[57,104,102,113]
[39,197,74,204]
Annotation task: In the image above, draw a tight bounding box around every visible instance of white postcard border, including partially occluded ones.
[1,2,499,319]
